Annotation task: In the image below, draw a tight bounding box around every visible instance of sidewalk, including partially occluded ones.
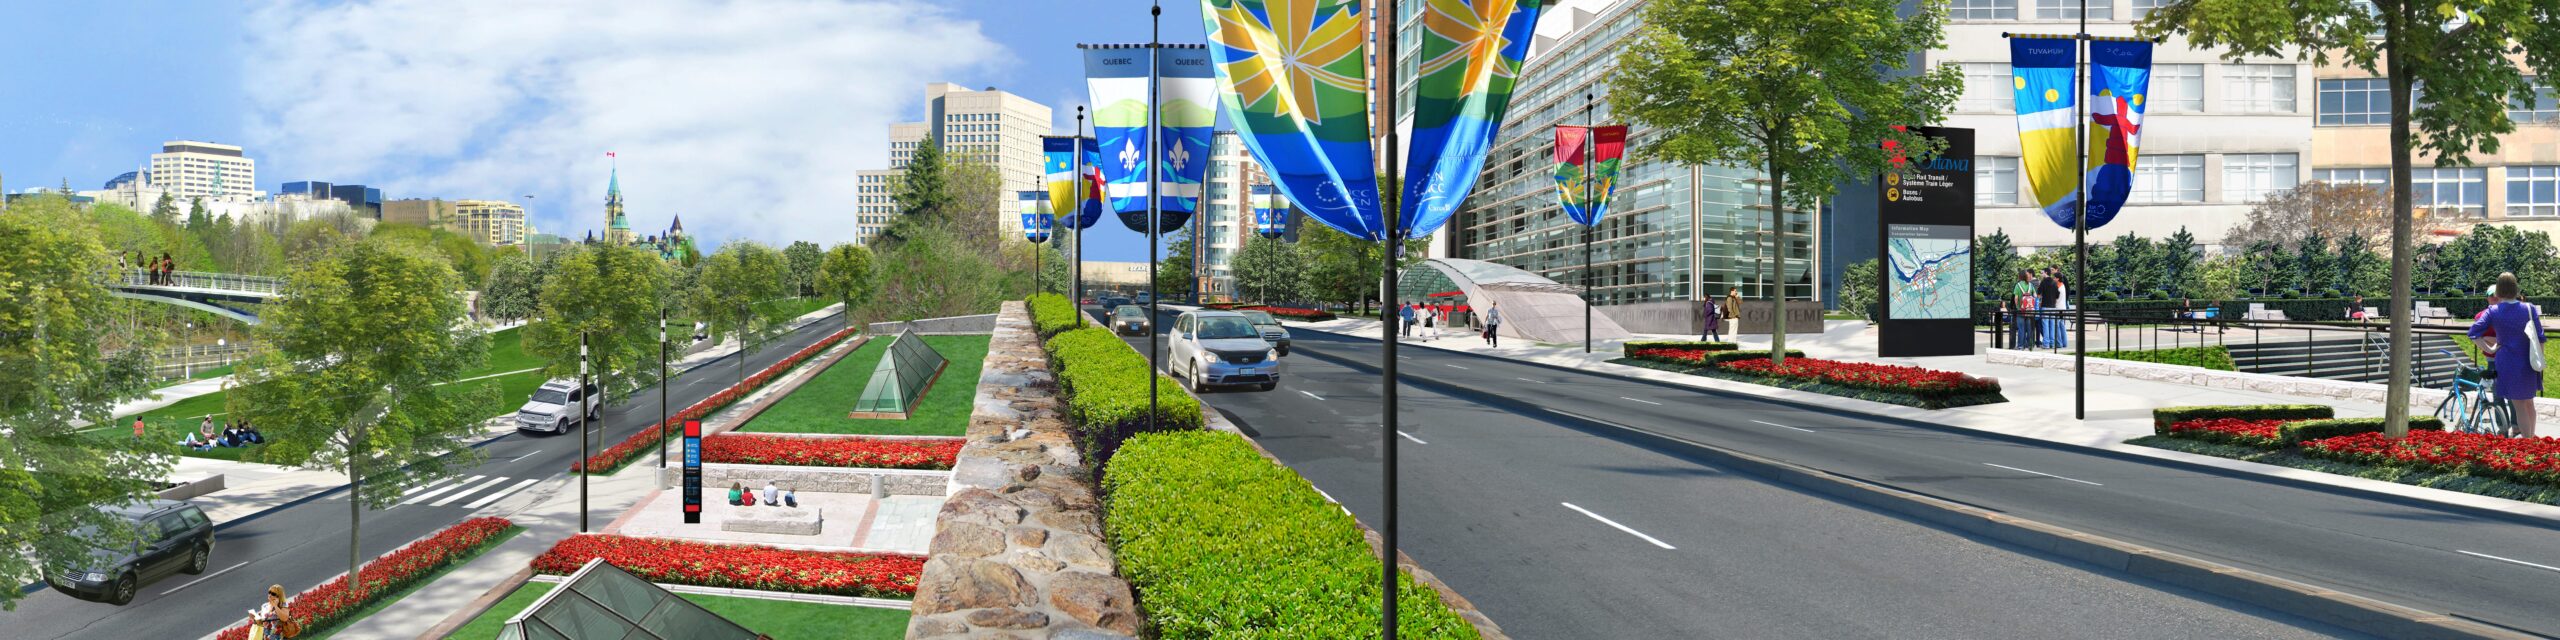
[1291,314,2560,524]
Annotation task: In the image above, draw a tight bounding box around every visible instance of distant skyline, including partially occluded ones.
[0,0,1222,262]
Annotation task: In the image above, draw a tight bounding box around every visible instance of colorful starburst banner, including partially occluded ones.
[1553,124,1626,227]
[1402,0,1548,236]
[1042,136,1105,230]
[2008,36,2152,231]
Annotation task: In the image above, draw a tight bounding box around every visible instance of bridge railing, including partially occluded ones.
[118,268,286,296]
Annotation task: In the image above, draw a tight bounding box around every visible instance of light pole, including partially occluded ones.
[1379,0,1403,633]
[1076,106,1090,326]
[659,308,669,469]
[1582,92,1595,354]
[579,330,590,533]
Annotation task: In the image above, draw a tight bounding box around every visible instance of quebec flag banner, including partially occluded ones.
[1019,191,1053,244]
[1157,45,1217,228]
[1083,45,1157,223]
[2083,39,2152,231]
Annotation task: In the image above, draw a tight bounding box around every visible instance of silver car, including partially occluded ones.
[1169,311,1280,391]
[1238,309,1291,356]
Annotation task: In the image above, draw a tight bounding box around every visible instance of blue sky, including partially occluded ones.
[0,0,1213,262]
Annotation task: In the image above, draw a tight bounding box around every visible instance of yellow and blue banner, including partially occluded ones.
[1042,136,1104,230]
[1019,191,1053,244]
[2008,36,2151,230]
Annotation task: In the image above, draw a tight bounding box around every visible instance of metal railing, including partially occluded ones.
[1987,304,2501,385]
[116,268,286,296]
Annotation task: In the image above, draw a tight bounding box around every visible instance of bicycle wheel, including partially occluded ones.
[2464,396,2492,435]
[2487,400,2517,437]
[2434,390,2462,424]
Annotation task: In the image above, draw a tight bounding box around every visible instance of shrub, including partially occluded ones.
[2300,430,2560,485]
[2163,418,2291,447]
[533,534,923,599]
[1240,305,1337,321]
[1716,357,2002,399]
[572,327,857,474]
[1044,326,1203,467]
[2279,416,2444,445]
[1624,348,1801,368]
[2090,346,2237,371]
[2150,405,2333,436]
[1103,431,1481,639]
[1029,293,1082,337]
[701,434,964,469]
[1623,340,1738,353]
[214,518,514,640]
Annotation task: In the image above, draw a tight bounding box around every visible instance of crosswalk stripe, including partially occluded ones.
[431,476,515,507]
[463,479,541,510]
[402,475,484,505]
[400,476,462,497]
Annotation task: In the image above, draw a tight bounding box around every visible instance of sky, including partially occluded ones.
[0,0,1214,262]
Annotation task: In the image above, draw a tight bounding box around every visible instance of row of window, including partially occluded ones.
[1949,0,2172,20]
[2317,78,2559,125]
[1959,63,2284,113]
[1975,155,2560,216]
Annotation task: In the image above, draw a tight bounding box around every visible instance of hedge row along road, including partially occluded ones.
[1107,306,2550,639]
[1,313,846,640]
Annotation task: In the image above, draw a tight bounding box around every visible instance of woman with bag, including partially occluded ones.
[251,584,300,639]
[2469,272,2543,437]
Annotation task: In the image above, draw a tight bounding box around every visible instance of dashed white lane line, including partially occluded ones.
[510,449,544,462]
[1983,463,2103,486]
[1620,397,1662,406]
[400,475,485,506]
[464,478,543,510]
[160,561,249,595]
[1561,502,1676,550]
[1443,364,1470,370]
[431,476,516,506]
[1299,390,1325,401]
[2459,550,2560,574]
[1397,431,1427,445]
[1516,377,1547,384]
[1751,419,1816,433]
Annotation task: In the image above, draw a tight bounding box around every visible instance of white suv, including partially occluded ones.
[516,379,601,434]
[1169,311,1280,392]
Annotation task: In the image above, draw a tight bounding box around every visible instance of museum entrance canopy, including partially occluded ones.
[495,558,756,640]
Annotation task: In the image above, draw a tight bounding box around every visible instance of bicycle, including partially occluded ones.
[2433,349,2517,436]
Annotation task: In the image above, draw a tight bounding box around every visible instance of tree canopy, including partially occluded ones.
[527,243,675,401]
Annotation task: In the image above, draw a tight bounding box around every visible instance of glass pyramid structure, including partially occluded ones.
[853,328,947,416]
[495,558,756,640]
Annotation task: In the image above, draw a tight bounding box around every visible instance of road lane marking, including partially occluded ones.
[510,449,544,462]
[465,478,543,510]
[432,476,516,506]
[400,476,461,497]
[1620,397,1662,406]
[1396,431,1427,445]
[1299,390,1325,401]
[1443,364,1469,370]
[1983,463,2103,486]
[1751,419,1816,433]
[1561,502,1676,550]
[2459,550,2560,574]
[1516,377,1547,384]
[160,561,248,596]
[400,475,485,506]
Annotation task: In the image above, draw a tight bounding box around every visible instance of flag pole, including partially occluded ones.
[1379,0,1403,635]
[1148,6,1163,436]
[1583,93,1595,354]
[1077,108,1089,327]
[2074,3,2088,420]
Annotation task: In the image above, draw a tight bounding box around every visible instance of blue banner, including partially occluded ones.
[1084,46,1153,222]
[2083,39,2153,231]
[1202,0,1385,240]
[1019,191,1053,243]
[1042,136,1104,230]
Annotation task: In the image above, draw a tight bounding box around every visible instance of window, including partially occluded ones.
[1976,156,2020,206]
[1959,63,2014,112]
[2221,153,2298,202]
[2318,78,2389,125]
[1950,0,2016,20]
[2148,64,2203,112]
[2036,0,2109,19]
[2132,0,2174,17]
[2224,64,2297,113]
[2511,79,2558,123]
[2509,166,2560,217]
[2411,166,2486,217]
[2129,155,2203,203]
[2313,167,2390,190]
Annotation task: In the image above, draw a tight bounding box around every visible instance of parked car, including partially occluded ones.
[1112,305,1151,335]
[1238,309,1291,356]
[1168,311,1280,391]
[46,499,215,605]
[516,379,602,434]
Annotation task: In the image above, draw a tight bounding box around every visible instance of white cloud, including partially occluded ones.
[242,0,1003,247]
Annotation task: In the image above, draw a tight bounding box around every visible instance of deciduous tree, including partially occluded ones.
[783,240,824,298]
[815,242,878,328]
[692,241,791,358]
[1232,234,1304,305]
[481,250,541,322]
[527,244,673,402]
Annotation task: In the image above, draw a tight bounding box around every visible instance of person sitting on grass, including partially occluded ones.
[182,431,212,452]
[241,420,264,444]
[200,419,221,448]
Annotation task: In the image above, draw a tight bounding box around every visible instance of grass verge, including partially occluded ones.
[738,335,987,437]
[447,581,908,640]
[2126,435,2560,506]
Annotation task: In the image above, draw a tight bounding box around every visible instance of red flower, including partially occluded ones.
[701,434,963,469]
[2301,431,2560,484]
[531,534,924,599]
[212,518,512,640]
[2165,418,2291,447]
[1237,306,1337,321]
[573,329,857,473]
[1716,357,2000,396]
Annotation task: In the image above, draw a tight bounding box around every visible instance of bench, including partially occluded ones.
[722,506,824,535]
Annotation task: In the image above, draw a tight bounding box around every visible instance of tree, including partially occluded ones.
[1973,229,2018,300]
[2240,239,2284,296]
[185,197,208,230]
[2144,0,2560,437]
[151,191,179,226]
[2161,227,2201,298]
[1297,218,1426,314]
[481,250,540,322]
[692,241,791,359]
[2220,181,2425,249]
[227,237,495,602]
[1840,259,1880,320]
[1610,0,1961,363]
[2196,255,2245,302]
[882,135,959,246]
[372,222,494,285]
[873,225,1004,321]
[526,244,673,403]
[2335,233,2386,296]
[1156,236,1199,298]
[815,242,879,328]
[1232,234,1304,304]
[0,195,169,611]
[783,240,824,298]
[2295,232,2334,294]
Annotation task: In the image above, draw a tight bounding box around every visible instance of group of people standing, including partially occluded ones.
[1395,301,1503,347]
[128,251,177,285]
[175,416,264,451]
[2008,266,2072,349]
[1699,289,1742,342]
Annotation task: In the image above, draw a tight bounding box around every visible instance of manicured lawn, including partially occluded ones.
[738,335,987,437]
[2450,334,2560,395]
[108,327,544,462]
[301,526,525,640]
[448,581,907,640]
[756,296,836,321]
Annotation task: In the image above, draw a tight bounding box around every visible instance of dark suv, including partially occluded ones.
[47,499,215,605]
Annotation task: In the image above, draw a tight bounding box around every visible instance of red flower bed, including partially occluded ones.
[1629,347,1713,364]
[572,327,857,474]
[2165,418,2291,447]
[2301,431,2560,485]
[532,534,924,599]
[214,518,513,640]
[1717,357,2001,397]
[701,434,963,469]
[1240,306,1336,321]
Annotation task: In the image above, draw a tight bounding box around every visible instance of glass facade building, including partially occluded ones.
[1449,0,1819,308]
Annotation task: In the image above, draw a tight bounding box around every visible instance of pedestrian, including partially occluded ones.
[2011,269,2037,347]
[1422,303,1438,340]
[1723,289,1743,339]
[1701,292,1724,342]
[761,480,780,507]
[1398,302,1415,338]
[2470,272,2543,437]
[1483,302,1504,347]
[250,584,297,640]
[2037,268,2063,348]
[133,416,146,439]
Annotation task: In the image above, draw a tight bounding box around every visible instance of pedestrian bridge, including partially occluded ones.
[109,269,283,325]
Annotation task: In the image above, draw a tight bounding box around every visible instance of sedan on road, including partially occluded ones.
[1112,305,1151,335]
[1239,309,1291,356]
[1168,311,1280,391]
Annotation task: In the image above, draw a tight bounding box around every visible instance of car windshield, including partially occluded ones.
[531,389,568,405]
[1240,311,1277,325]
[1114,307,1146,319]
[1196,316,1259,340]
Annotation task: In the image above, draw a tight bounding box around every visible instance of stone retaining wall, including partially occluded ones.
[662,463,951,496]
[871,314,999,336]
[907,302,1139,639]
[1988,347,2560,420]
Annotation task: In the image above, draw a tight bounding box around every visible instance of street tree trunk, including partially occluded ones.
[1767,146,1789,365]
[2383,45,2415,438]
[346,419,366,600]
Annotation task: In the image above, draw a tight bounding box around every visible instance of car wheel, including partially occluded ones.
[182,543,209,575]
[107,572,136,606]
[1190,362,1208,392]
[1259,381,1277,391]
[1278,346,1290,357]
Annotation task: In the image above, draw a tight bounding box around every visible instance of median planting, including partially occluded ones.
[571,326,857,474]
[1044,325,1201,467]
[2132,404,2560,504]
[701,433,962,469]
[1613,349,2003,409]
[2300,431,2560,485]
[1238,305,1336,322]
[532,534,924,599]
[214,517,516,640]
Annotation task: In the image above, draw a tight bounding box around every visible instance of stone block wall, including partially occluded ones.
[663,463,950,496]
[908,302,1140,639]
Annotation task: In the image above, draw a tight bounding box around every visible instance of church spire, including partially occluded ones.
[604,154,633,244]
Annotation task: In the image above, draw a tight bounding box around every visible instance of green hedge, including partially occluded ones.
[2090,346,2237,371]
[1623,340,1739,353]
[1044,326,1202,467]
[2151,405,2334,435]
[1029,293,1082,337]
[1623,348,1804,368]
[1103,431,1480,639]
[2280,417,2445,445]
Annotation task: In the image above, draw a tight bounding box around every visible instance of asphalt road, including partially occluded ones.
[1109,306,2560,639]
[0,315,847,640]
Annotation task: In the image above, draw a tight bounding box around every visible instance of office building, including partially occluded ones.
[456,199,528,246]
[2308,64,2560,235]
[863,83,1053,242]
[382,198,457,228]
[854,169,902,244]
[283,181,384,219]
[148,141,258,200]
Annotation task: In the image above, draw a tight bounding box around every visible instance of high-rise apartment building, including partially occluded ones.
[854,169,902,244]
[455,199,528,246]
[1191,130,1261,298]
[149,141,258,200]
[861,83,1053,244]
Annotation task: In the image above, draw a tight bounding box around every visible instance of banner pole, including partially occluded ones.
[1583,93,1595,354]
[1148,8,1162,436]
[2075,11,2089,421]
[1380,0,1402,635]
[1077,109,1089,327]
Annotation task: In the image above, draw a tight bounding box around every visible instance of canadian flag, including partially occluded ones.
[606,151,617,158]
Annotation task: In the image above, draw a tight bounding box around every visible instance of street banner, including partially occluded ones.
[1043,136,1105,230]
[1552,124,1627,226]
[2008,36,2151,231]
[1253,183,1288,238]
[1876,127,1976,357]
[1400,0,1548,238]
[1020,191,1053,244]
[2082,38,2153,231]
[1200,0,1384,239]
[1157,45,1217,228]
[1083,45,1157,221]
